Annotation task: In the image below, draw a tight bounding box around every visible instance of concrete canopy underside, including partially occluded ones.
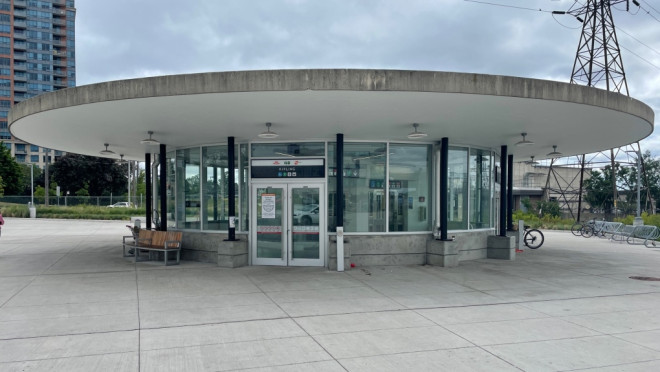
[8,69,654,161]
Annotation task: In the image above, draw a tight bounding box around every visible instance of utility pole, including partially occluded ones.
[551,0,646,220]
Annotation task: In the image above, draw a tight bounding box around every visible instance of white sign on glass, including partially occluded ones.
[261,194,276,219]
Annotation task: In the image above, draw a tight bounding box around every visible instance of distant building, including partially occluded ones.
[0,0,75,167]
[512,161,592,219]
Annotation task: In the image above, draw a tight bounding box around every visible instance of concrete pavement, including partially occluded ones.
[2,218,660,371]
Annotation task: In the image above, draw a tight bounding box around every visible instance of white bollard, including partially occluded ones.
[336,227,344,272]
[518,220,524,250]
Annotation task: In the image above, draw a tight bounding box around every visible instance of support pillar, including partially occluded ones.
[145,152,152,229]
[488,145,515,260]
[507,154,514,231]
[227,137,236,241]
[335,134,345,271]
[159,144,167,231]
[439,137,449,241]
[499,145,507,237]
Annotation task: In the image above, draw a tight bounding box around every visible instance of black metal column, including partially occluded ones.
[440,137,449,241]
[159,144,167,232]
[145,152,152,230]
[228,137,236,241]
[336,134,344,229]
[507,154,514,231]
[500,145,507,237]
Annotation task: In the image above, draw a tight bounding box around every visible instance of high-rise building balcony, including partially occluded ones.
[13,51,26,61]
[13,30,26,40]
[13,61,27,71]
[13,83,27,92]
[52,18,66,26]
[13,9,26,17]
[53,27,65,35]
[13,0,27,8]
[13,72,27,82]
[53,69,66,77]
[13,19,26,28]
[52,39,66,47]
[13,41,27,50]
[54,79,67,88]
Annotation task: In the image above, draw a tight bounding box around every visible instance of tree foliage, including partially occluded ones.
[583,151,660,214]
[51,154,127,196]
[0,141,26,195]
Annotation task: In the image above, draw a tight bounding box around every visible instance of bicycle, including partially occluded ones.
[523,225,544,249]
[571,220,595,238]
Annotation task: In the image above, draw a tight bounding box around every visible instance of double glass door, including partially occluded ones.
[251,182,325,266]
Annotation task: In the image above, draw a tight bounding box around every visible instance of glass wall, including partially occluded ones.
[388,144,432,232]
[448,147,469,230]
[161,141,490,235]
[166,151,177,229]
[201,145,241,231]
[469,148,492,229]
[175,148,201,229]
[240,144,249,232]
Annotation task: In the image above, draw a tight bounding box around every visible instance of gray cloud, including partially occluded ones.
[75,0,659,152]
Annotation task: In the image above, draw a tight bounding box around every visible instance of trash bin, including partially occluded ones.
[28,202,36,219]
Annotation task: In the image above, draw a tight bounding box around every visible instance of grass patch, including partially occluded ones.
[0,202,144,220]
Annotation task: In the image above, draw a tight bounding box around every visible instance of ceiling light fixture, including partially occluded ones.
[546,145,563,158]
[100,143,115,156]
[526,156,539,165]
[140,131,160,145]
[258,122,279,139]
[407,123,428,139]
[515,132,534,147]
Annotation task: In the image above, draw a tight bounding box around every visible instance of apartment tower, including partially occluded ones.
[0,0,75,167]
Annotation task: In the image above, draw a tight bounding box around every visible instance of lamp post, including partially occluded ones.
[626,150,642,225]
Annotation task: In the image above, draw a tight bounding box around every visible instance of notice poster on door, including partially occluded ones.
[261,194,276,219]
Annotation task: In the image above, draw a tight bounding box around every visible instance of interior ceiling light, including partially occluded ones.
[140,131,160,145]
[118,154,126,163]
[407,123,428,139]
[547,145,563,158]
[258,122,279,139]
[515,132,534,147]
[526,156,539,165]
[100,143,115,156]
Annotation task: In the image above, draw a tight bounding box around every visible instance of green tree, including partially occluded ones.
[584,166,617,213]
[536,199,561,218]
[0,141,26,195]
[51,154,127,196]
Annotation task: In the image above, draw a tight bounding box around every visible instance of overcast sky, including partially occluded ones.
[74,0,660,156]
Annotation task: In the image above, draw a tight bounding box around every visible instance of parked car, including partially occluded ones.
[107,202,133,208]
[293,204,319,225]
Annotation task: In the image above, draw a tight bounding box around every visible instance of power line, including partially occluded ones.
[620,44,660,70]
[640,0,660,16]
[618,27,660,57]
[639,5,660,23]
[462,0,553,13]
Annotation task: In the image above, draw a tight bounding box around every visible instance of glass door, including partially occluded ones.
[289,184,324,266]
[253,185,286,265]
[251,183,325,266]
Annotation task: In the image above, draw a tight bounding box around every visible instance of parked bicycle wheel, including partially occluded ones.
[581,225,594,238]
[571,223,583,236]
[524,229,544,249]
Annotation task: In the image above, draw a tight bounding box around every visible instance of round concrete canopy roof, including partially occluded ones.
[9,69,654,161]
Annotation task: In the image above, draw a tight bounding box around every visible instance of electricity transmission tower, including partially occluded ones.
[549,0,651,221]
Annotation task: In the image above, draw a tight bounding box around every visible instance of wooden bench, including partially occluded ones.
[123,229,182,265]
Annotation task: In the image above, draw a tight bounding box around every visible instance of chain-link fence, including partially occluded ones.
[0,195,146,208]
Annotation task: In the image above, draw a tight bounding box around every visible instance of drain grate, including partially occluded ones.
[629,276,660,281]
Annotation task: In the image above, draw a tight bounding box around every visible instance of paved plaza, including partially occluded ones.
[2,218,660,371]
